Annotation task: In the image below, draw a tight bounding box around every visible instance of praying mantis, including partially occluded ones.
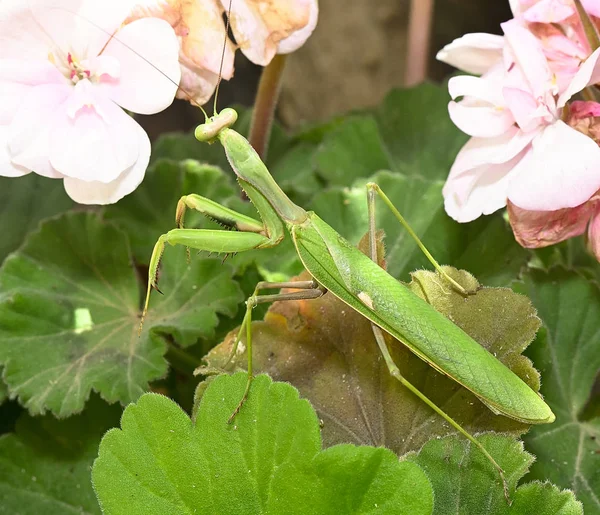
[136,1,554,502]
[140,108,555,498]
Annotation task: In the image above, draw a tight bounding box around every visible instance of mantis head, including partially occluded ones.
[194,108,239,143]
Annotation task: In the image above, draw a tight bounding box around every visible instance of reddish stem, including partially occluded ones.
[405,0,435,86]
[249,54,287,161]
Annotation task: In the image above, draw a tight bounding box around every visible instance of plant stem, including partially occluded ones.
[405,0,434,86]
[249,54,287,161]
[574,0,600,52]
[166,342,201,376]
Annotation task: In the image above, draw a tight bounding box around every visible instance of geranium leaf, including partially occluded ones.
[406,433,582,514]
[201,267,542,454]
[0,175,73,265]
[93,373,433,514]
[515,268,600,512]
[0,396,120,514]
[315,84,468,185]
[0,212,242,416]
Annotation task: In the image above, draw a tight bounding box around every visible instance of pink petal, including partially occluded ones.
[277,0,318,54]
[523,0,574,23]
[98,18,180,115]
[0,0,57,60]
[0,126,30,177]
[582,0,600,17]
[502,20,553,99]
[587,202,600,260]
[8,83,71,178]
[224,0,313,66]
[508,121,600,210]
[436,33,504,75]
[558,47,600,108]
[569,100,600,118]
[449,126,535,178]
[0,58,66,123]
[28,0,139,62]
[178,0,234,80]
[508,200,593,248]
[448,101,515,138]
[444,149,528,223]
[63,123,150,204]
[502,86,545,131]
[448,74,504,105]
[49,81,140,183]
[177,61,219,107]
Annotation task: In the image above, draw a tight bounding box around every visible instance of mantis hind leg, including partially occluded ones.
[203,279,327,423]
[365,184,510,501]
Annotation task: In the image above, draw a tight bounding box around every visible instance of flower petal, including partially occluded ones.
[502,19,553,99]
[225,0,312,66]
[436,33,504,75]
[522,0,574,23]
[448,101,515,138]
[63,122,150,204]
[0,58,66,123]
[277,0,318,54]
[49,81,140,183]
[8,83,71,178]
[508,199,593,248]
[582,0,600,18]
[444,150,528,223]
[177,61,219,107]
[0,126,30,177]
[508,121,600,210]
[448,126,535,178]
[98,18,180,115]
[30,0,139,60]
[558,47,600,108]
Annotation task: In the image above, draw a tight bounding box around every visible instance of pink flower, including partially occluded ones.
[437,4,600,258]
[0,0,180,204]
[128,0,318,105]
[509,101,600,259]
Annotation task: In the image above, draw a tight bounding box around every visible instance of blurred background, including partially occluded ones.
[139,0,513,139]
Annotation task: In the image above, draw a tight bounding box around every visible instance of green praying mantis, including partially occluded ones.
[132,0,555,502]
[140,104,555,498]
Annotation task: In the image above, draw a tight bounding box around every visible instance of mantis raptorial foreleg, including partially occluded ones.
[365,182,510,500]
[140,182,285,333]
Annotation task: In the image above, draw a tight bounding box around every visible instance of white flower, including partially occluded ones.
[0,0,180,204]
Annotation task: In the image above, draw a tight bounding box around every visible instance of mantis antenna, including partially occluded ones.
[213,0,235,116]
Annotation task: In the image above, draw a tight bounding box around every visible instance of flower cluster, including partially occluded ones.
[0,0,317,204]
[438,0,600,259]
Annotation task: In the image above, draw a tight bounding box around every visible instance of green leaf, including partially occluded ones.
[406,433,583,515]
[0,396,120,514]
[0,175,73,265]
[0,212,243,416]
[201,268,542,454]
[311,171,528,286]
[315,84,468,185]
[93,373,433,514]
[514,268,600,512]
[0,374,7,405]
